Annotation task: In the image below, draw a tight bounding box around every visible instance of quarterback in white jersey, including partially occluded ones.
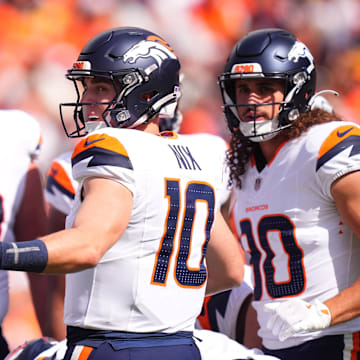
[64,128,231,333]
[0,27,244,360]
[219,28,360,359]
[0,109,46,358]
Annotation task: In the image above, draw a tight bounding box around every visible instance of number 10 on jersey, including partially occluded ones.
[151,179,216,288]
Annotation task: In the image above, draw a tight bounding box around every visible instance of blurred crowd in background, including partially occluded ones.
[2,0,360,350]
[2,0,360,174]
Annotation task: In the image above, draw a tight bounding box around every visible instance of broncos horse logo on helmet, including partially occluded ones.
[287,41,314,72]
[123,38,177,66]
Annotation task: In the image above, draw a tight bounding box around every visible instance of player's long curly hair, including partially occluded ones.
[227,109,343,189]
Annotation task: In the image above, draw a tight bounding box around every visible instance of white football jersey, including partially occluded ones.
[232,121,360,349]
[63,129,229,333]
[0,110,41,324]
[45,151,77,215]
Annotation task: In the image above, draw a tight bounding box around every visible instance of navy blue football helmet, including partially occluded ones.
[218,28,316,141]
[60,27,181,137]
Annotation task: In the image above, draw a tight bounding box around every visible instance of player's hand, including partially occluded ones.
[264,298,331,342]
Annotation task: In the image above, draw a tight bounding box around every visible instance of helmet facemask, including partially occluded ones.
[220,74,292,142]
[60,68,153,137]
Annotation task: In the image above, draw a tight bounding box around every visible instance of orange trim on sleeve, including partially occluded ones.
[47,161,75,195]
[72,133,129,160]
[318,125,360,159]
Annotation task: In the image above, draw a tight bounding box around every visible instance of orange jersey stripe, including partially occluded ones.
[47,161,75,196]
[72,133,130,160]
[318,125,360,160]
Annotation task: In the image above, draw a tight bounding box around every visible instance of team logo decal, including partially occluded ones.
[72,61,91,70]
[231,63,263,74]
[123,36,177,66]
[288,41,314,74]
[254,177,262,191]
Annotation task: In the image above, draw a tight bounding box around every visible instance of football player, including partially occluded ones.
[42,76,236,343]
[0,110,47,359]
[219,28,360,359]
[44,76,263,350]
[196,92,336,350]
[0,27,244,360]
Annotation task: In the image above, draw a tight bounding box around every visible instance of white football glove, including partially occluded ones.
[264,298,331,342]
